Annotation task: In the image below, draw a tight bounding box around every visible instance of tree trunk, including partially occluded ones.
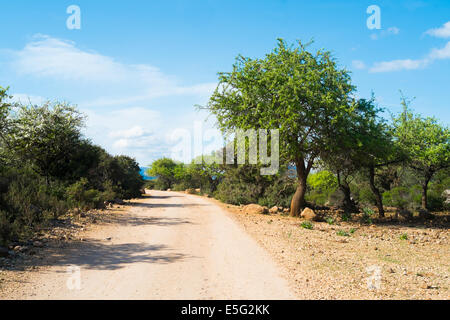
[340,184,358,213]
[337,171,357,212]
[421,173,432,210]
[290,160,308,217]
[368,165,385,217]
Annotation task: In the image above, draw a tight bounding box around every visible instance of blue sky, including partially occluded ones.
[1,0,449,165]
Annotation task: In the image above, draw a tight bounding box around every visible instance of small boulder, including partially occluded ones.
[301,207,317,221]
[269,206,279,214]
[33,241,44,248]
[167,189,172,192]
[195,188,201,193]
[243,204,268,215]
[442,190,450,205]
[283,208,290,213]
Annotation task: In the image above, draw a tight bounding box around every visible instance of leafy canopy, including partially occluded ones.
[207,39,355,165]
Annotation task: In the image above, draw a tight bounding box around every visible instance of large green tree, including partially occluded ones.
[9,101,85,183]
[393,100,450,210]
[207,40,355,216]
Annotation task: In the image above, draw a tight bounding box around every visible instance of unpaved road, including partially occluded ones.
[2,191,295,300]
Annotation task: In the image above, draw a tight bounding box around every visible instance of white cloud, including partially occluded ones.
[369,41,450,73]
[426,21,450,38]
[352,60,366,70]
[370,58,429,73]
[429,41,450,59]
[82,106,222,165]
[11,34,217,105]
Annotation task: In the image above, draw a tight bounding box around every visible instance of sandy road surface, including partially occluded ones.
[2,191,295,300]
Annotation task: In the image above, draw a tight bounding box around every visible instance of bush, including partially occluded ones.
[306,170,338,206]
[355,185,377,206]
[383,187,410,209]
[300,221,314,229]
[258,176,296,208]
[66,178,105,210]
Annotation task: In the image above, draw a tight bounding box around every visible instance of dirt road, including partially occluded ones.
[2,191,296,300]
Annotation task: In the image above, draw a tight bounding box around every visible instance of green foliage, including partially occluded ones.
[214,165,267,205]
[393,99,449,209]
[399,233,408,240]
[361,207,374,224]
[306,170,338,205]
[336,230,350,237]
[206,39,356,214]
[300,221,314,230]
[383,186,416,210]
[147,158,182,190]
[0,88,144,245]
[9,102,85,181]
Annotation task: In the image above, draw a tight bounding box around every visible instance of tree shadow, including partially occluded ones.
[103,214,194,227]
[9,241,188,271]
[129,202,209,209]
[147,195,182,199]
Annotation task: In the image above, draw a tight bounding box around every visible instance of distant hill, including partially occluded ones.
[139,167,156,181]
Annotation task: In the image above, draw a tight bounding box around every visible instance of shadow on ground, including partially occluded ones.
[129,202,209,209]
[7,241,188,272]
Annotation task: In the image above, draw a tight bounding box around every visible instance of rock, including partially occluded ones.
[0,247,9,257]
[283,208,290,213]
[195,188,201,193]
[13,245,28,253]
[167,189,172,192]
[300,207,317,221]
[33,241,44,248]
[243,204,268,215]
[269,206,279,214]
[442,189,450,204]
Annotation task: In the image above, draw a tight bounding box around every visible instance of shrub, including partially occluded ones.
[66,179,105,210]
[300,221,313,229]
[383,187,411,210]
[336,230,350,237]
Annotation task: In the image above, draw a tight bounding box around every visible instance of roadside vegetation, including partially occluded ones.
[146,40,449,221]
[0,87,144,246]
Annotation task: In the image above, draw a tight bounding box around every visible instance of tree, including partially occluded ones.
[187,154,224,193]
[9,101,85,183]
[206,40,355,216]
[393,99,450,210]
[146,158,181,190]
[113,155,144,198]
[350,99,399,217]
